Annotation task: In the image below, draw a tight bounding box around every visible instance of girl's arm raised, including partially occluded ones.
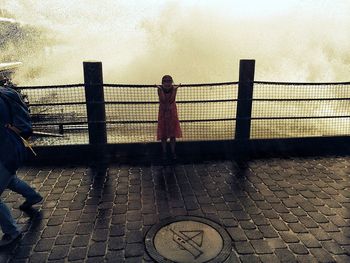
[169,84,181,103]
[157,85,166,103]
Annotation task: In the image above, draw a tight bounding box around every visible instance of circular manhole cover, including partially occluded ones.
[145,216,231,263]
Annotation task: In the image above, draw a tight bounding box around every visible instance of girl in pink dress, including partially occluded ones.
[157,75,182,160]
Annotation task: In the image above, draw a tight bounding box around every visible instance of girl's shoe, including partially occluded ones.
[162,152,167,161]
[171,154,177,160]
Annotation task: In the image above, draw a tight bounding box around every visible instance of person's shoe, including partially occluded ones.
[171,153,177,160]
[19,195,43,211]
[0,232,22,248]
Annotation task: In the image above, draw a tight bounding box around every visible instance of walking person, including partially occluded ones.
[156,75,182,161]
[0,85,42,248]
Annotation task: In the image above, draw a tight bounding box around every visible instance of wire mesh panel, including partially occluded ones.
[104,83,238,143]
[13,80,350,146]
[251,82,350,139]
[18,84,88,146]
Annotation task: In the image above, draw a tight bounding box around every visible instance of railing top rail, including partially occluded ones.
[254,81,350,86]
[14,81,350,90]
[104,81,238,88]
[17,84,85,89]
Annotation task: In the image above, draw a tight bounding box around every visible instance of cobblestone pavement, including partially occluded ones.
[1,156,350,262]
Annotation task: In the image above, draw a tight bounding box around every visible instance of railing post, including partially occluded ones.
[83,61,107,163]
[235,59,255,140]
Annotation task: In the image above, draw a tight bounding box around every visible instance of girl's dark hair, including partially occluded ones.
[162,75,173,83]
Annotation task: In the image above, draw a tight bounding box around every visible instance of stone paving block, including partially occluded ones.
[328,215,348,227]
[309,248,336,263]
[288,243,309,255]
[296,254,318,263]
[220,218,238,228]
[330,232,350,246]
[227,227,248,241]
[267,238,287,250]
[1,158,350,262]
[320,222,341,233]
[258,225,279,238]
[280,231,300,243]
[68,247,87,261]
[72,235,91,247]
[309,228,331,241]
[308,212,329,224]
[108,236,126,250]
[48,245,70,260]
[259,254,280,263]
[106,250,125,262]
[250,240,273,254]
[239,221,257,230]
[310,199,326,207]
[78,219,95,231]
[47,216,65,226]
[232,210,251,221]
[60,222,78,235]
[255,201,272,210]
[55,235,73,245]
[34,238,55,252]
[288,222,309,233]
[271,203,289,213]
[223,252,240,263]
[280,213,299,223]
[86,256,105,263]
[299,216,319,228]
[321,241,347,255]
[245,206,262,216]
[274,248,297,263]
[323,199,342,208]
[41,226,61,238]
[29,252,49,263]
[124,256,143,263]
[126,222,142,231]
[250,214,270,226]
[126,230,143,243]
[234,241,255,255]
[65,210,82,222]
[333,255,350,263]
[125,243,144,258]
[298,201,318,212]
[245,229,263,240]
[299,233,322,248]
[239,254,261,263]
[201,204,216,214]
[269,219,289,231]
[88,242,107,257]
[282,199,299,208]
[92,229,109,242]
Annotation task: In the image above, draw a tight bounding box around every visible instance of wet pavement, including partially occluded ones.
[1,156,350,262]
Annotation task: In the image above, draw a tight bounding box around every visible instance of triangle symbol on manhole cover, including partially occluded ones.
[179,231,204,247]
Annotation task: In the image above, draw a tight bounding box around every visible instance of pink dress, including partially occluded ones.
[157,87,182,140]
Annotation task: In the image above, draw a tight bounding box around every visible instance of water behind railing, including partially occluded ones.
[17,81,350,146]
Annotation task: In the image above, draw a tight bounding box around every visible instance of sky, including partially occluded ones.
[1,0,350,84]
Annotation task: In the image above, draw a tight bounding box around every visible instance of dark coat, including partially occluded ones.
[0,90,26,174]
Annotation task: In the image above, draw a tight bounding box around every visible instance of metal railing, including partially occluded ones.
[251,81,350,139]
[14,60,350,151]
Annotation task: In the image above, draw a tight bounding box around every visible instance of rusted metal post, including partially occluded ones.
[83,61,107,163]
[235,59,255,140]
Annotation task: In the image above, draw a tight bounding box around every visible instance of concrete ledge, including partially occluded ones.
[25,136,350,165]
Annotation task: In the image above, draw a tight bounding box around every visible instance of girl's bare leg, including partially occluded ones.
[161,139,167,158]
[170,137,176,158]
